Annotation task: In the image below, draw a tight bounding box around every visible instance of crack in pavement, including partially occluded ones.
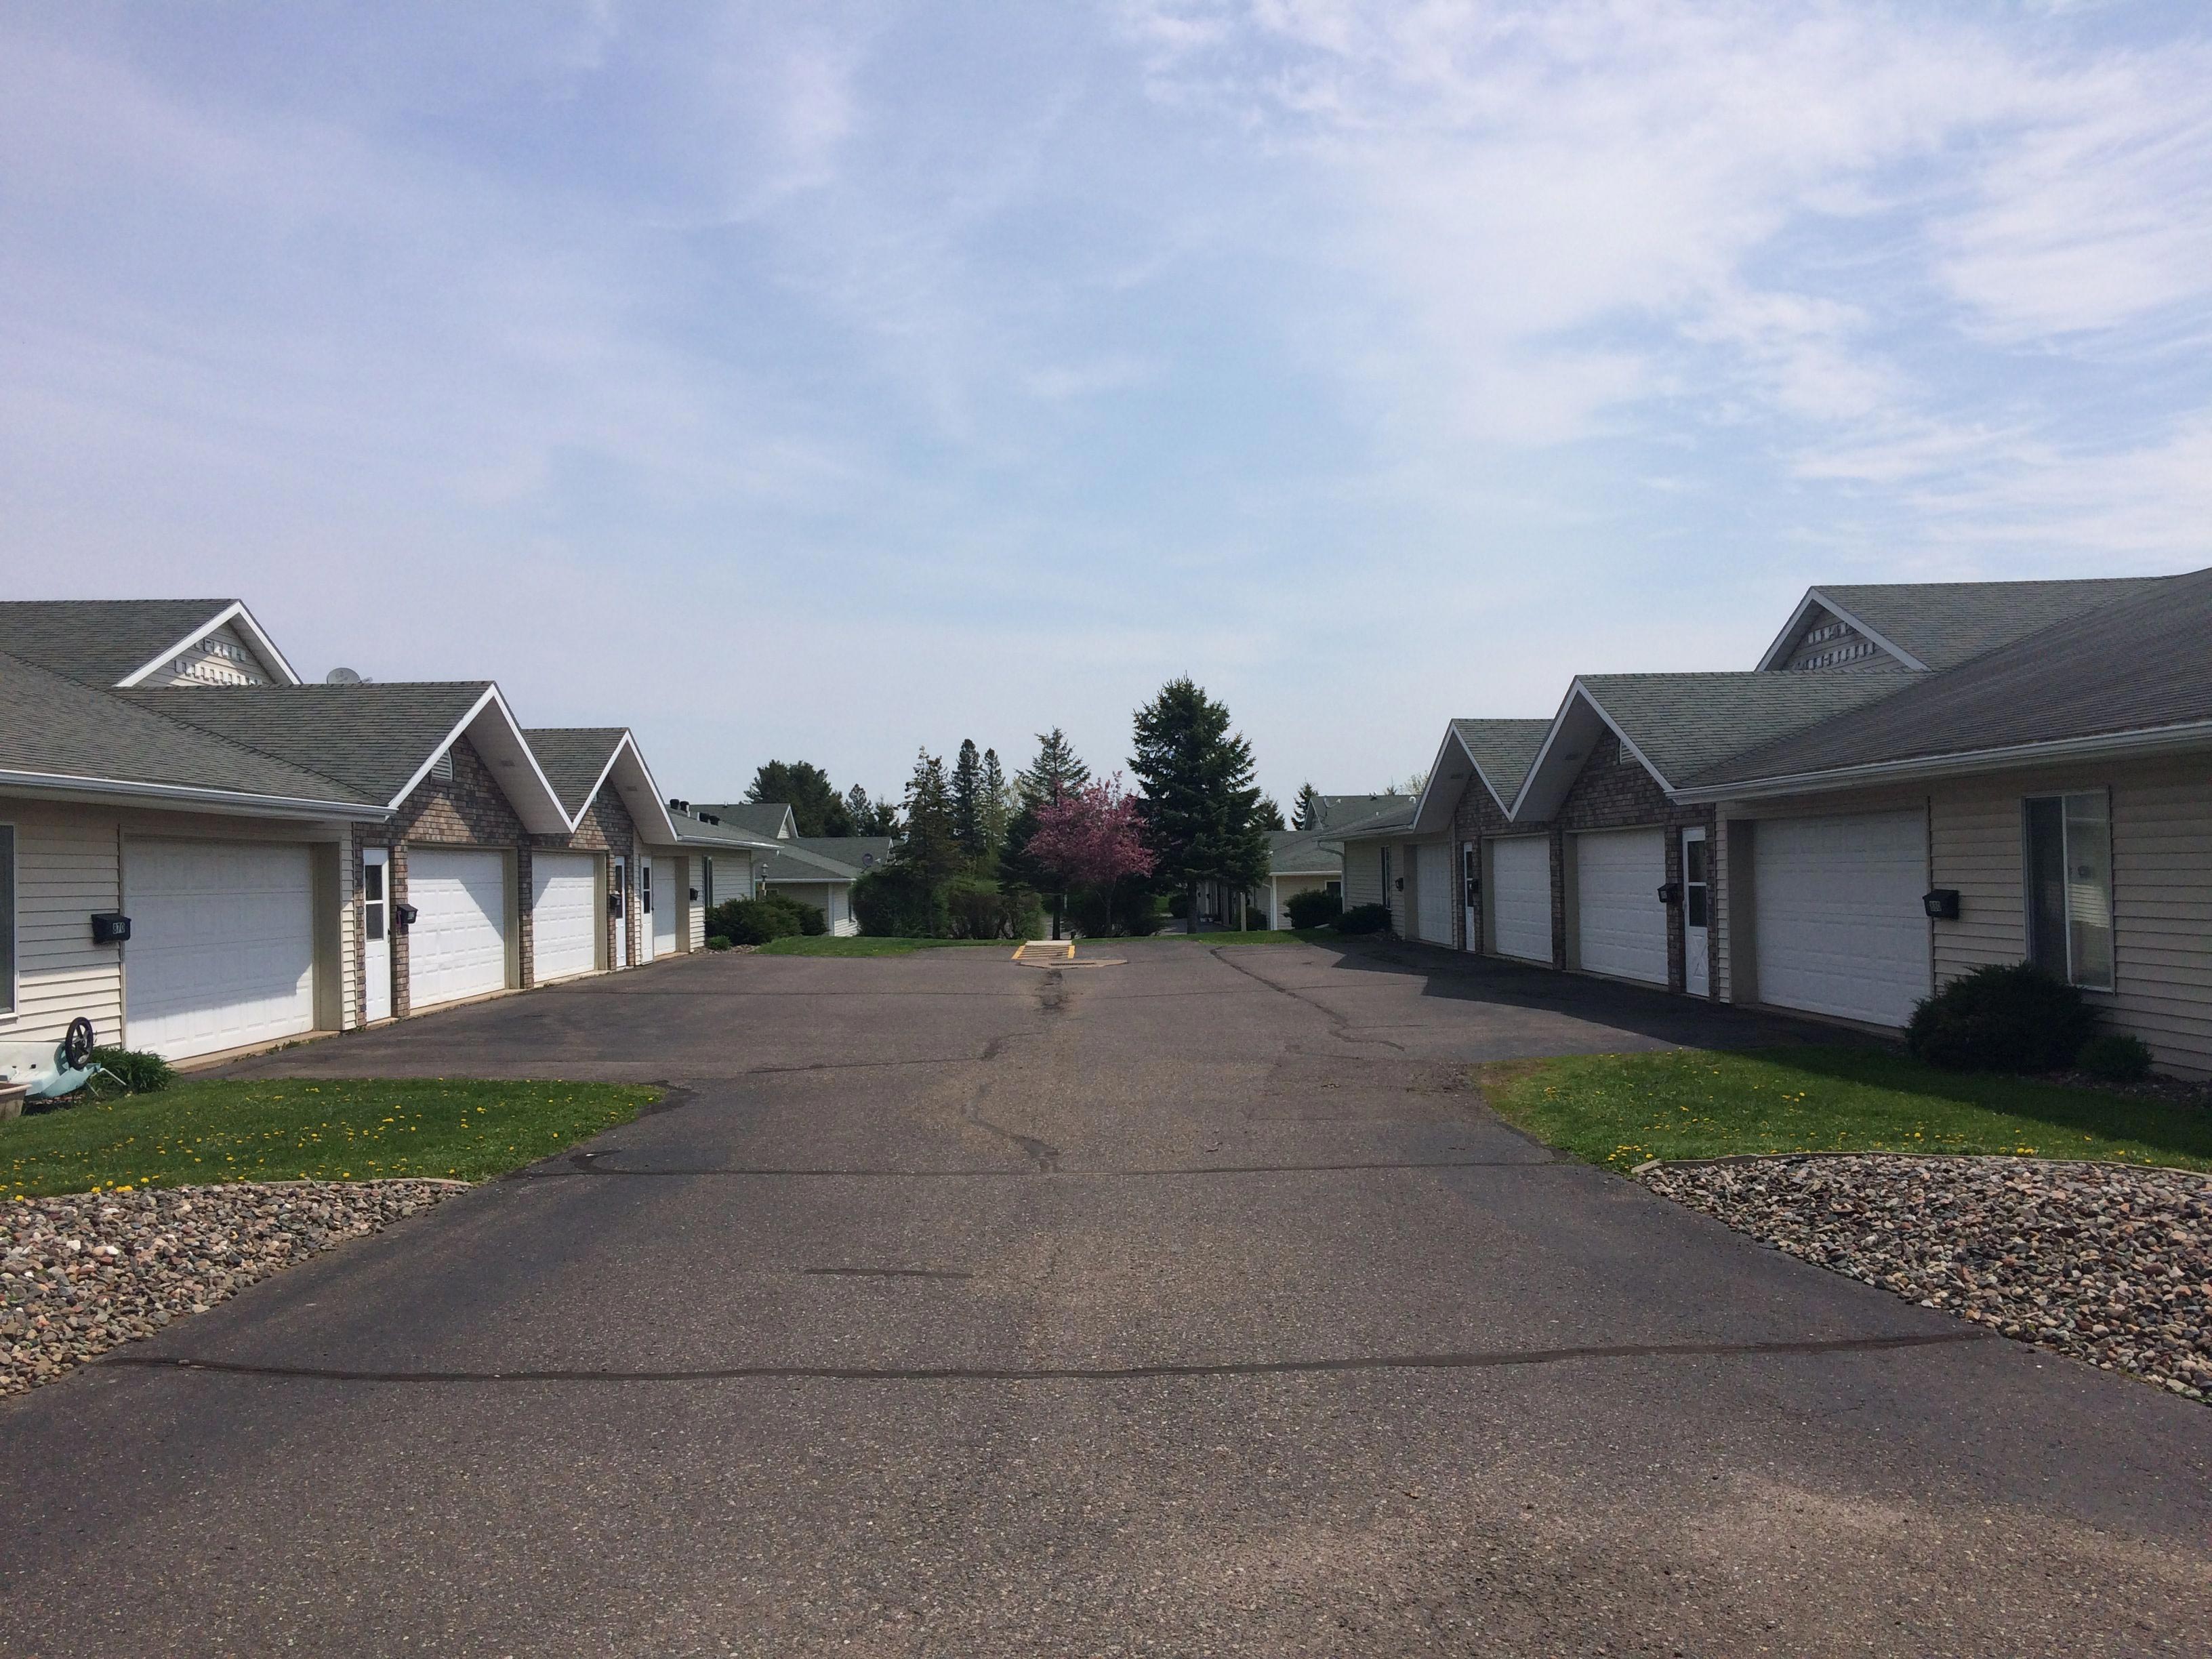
[104,1330,1994,1387]
[1209,949,1408,1052]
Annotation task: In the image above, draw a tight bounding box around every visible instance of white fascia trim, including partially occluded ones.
[0,766,388,819]
[386,685,571,833]
[1674,718,2212,804]
[1504,682,1677,820]
[571,732,636,833]
[1501,681,1591,820]
[1406,728,1475,835]
[609,737,683,846]
[113,600,304,689]
[1753,588,1928,675]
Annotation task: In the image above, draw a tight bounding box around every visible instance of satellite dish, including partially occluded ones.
[325,667,364,685]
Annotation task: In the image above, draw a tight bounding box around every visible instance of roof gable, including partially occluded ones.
[1757,576,2171,676]
[696,802,798,840]
[0,599,298,689]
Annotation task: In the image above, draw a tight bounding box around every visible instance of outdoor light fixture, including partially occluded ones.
[393,903,419,930]
[1656,882,1683,906]
[90,912,131,946]
[1923,888,1961,920]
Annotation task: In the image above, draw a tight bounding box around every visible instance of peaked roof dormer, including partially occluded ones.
[0,598,300,689]
[1756,576,2171,676]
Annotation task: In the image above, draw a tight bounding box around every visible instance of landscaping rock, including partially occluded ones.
[1640,1154,2211,1403]
[0,1180,466,1397]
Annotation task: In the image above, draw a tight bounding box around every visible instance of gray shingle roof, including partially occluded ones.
[1450,719,1553,803]
[760,837,889,883]
[1578,667,1915,786]
[1696,564,2212,787]
[125,682,495,804]
[1314,792,1412,829]
[523,728,627,816]
[1265,827,1341,876]
[0,650,373,806]
[695,802,796,839]
[1329,800,1417,840]
[1810,577,2170,672]
[0,599,242,687]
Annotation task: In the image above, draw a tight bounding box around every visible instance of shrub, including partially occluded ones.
[1334,903,1391,936]
[1285,888,1344,930]
[1244,907,1269,932]
[705,935,734,952]
[1167,893,1191,919]
[2076,1032,2154,1082]
[1121,894,1162,937]
[945,878,1027,941]
[792,899,828,937]
[708,897,810,947]
[87,1046,174,1094]
[853,864,949,938]
[1905,962,2095,1073]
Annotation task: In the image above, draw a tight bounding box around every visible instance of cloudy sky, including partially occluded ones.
[3,2,2209,808]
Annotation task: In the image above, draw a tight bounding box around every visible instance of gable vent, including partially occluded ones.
[432,750,454,782]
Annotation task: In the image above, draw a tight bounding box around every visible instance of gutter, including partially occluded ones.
[0,766,390,820]
[1672,718,2212,804]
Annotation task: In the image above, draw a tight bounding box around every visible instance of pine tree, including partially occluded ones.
[1293,782,1325,830]
[1129,678,1270,933]
[846,783,899,836]
[1255,795,1287,831]
[747,760,854,837]
[895,749,962,881]
[1015,728,1089,806]
[951,739,984,862]
[979,747,1010,866]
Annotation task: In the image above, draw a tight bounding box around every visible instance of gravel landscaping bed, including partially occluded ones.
[1,1180,465,1397]
[1640,1155,2211,1401]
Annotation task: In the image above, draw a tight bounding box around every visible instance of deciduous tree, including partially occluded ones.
[747,760,854,837]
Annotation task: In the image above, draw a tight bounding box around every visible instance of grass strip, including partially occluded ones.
[1479,1046,2212,1175]
[755,936,1011,957]
[2,1079,657,1198]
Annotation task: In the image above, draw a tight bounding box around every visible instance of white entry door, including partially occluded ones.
[1576,828,1668,984]
[407,847,510,1008]
[1682,827,1710,997]
[610,858,630,968]
[1460,842,1478,951]
[1754,811,1931,1027]
[1490,836,1552,962]
[531,852,598,983]
[125,838,316,1061]
[363,846,392,1022]
[653,856,680,956]
[1415,842,1454,944]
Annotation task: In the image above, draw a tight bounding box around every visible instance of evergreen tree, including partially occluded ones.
[951,739,985,861]
[747,760,854,837]
[1015,728,1089,806]
[1292,782,1325,830]
[979,748,1010,866]
[1129,678,1270,933]
[895,749,962,881]
[846,783,900,836]
[1255,795,1287,831]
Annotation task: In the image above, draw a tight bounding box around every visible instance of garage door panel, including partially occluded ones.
[1755,812,1931,1028]
[531,853,598,983]
[1491,837,1552,963]
[409,848,510,1008]
[1576,829,1668,985]
[125,840,316,1061]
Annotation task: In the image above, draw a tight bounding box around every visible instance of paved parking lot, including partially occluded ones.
[2,939,2206,1656]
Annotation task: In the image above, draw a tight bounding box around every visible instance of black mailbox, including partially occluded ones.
[91,912,131,946]
[1393,876,1404,891]
[608,892,623,916]
[1656,882,1683,906]
[392,902,419,930]
[1923,888,1961,920]
[689,886,700,902]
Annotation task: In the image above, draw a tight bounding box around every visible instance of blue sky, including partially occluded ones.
[3,2,2209,808]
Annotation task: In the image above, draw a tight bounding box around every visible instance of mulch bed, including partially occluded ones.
[1639,1154,2211,1403]
[1,1180,464,1397]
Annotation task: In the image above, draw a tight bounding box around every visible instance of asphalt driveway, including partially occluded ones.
[2,939,2206,1656]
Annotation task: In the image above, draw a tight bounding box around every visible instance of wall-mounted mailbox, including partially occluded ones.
[689,886,700,903]
[1656,882,1683,907]
[1923,888,1961,920]
[1393,876,1404,891]
[392,903,419,930]
[91,912,131,946]
[608,892,623,915]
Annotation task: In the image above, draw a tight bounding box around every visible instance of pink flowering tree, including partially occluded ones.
[1025,773,1156,935]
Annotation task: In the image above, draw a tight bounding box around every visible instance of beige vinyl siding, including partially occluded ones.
[1709,816,1731,1001]
[1341,839,1386,909]
[6,802,125,1048]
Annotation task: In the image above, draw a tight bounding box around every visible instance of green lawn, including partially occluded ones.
[2,1079,658,1198]
[1481,1046,2212,1174]
[755,935,1013,957]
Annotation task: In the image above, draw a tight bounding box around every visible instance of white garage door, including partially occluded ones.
[125,839,316,1061]
[1755,811,1931,1028]
[531,853,598,983]
[653,856,680,956]
[1490,836,1552,963]
[408,847,510,1008]
[1415,842,1454,944]
[1576,828,1668,985]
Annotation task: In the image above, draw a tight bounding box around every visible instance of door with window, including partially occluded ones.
[1682,827,1710,996]
[363,848,392,1021]
[638,858,656,962]
[610,857,630,969]
[1460,841,1479,951]
[2025,792,2113,990]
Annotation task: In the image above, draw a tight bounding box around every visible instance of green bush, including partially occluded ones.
[853,864,949,938]
[945,878,1031,940]
[705,935,734,952]
[1906,963,2095,1073]
[87,1046,175,1094]
[708,897,811,946]
[791,898,828,936]
[1334,903,1391,936]
[1244,906,1269,932]
[1285,888,1344,930]
[2077,1032,2154,1082]
[1167,893,1191,919]
[1120,893,1162,937]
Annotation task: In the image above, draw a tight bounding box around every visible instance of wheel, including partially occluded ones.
[62,1017,96,1073]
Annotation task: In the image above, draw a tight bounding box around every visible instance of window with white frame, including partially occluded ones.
[0,824,14,1015]
[2024,792,2114,991]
